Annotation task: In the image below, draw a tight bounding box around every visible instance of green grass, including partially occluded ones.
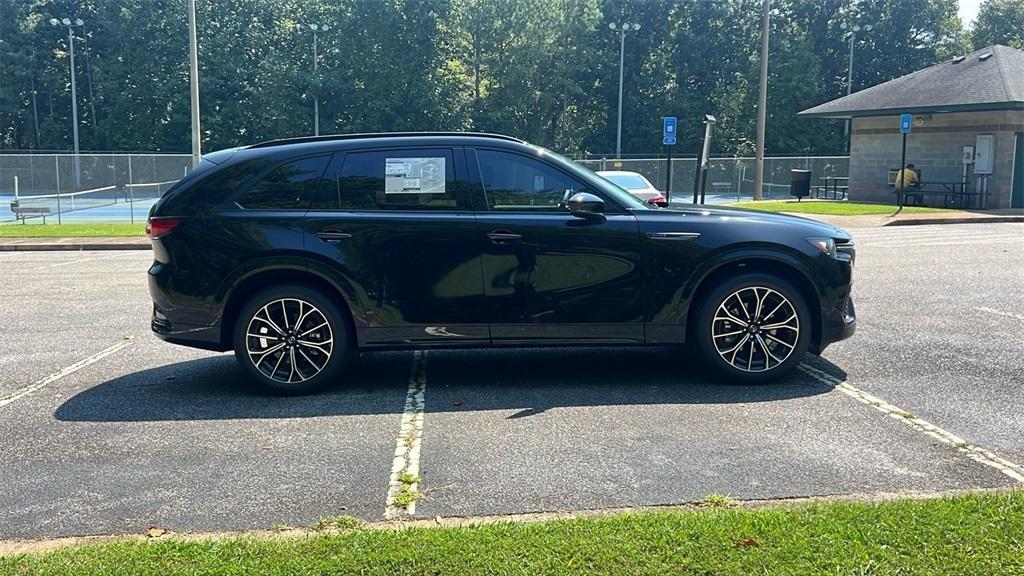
[0,223,146,237]
[3,492,1023,575]
[730,200,950,216]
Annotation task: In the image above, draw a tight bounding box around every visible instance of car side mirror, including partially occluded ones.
[567,192,605,222]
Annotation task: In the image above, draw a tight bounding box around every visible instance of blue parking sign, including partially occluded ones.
[900,114,912,134]
[663,116,677,145]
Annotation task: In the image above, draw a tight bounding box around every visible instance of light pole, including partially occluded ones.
[188,0,201,167]
[609,21,640,159]
[840,22,872,153]
[50,17,84,189]
[296,23,330,136]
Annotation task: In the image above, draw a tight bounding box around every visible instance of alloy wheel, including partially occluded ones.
[245,298,334,384]
[711,286,800,372]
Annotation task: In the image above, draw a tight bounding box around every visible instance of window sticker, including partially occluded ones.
[385,157,446,194]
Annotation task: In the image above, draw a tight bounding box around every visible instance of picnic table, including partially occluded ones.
[904,181,978,209]
[816,176,848,200]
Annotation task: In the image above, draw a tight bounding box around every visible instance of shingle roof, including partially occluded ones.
[799,45,1024,118]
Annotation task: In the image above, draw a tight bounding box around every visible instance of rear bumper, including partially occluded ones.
[149,263,229,352]
[151,312,228,352]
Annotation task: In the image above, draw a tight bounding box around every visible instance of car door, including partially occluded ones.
[303,146,487,347]
[469,147,645,343]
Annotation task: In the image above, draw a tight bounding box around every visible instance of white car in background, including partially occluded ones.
[596,170,667,205]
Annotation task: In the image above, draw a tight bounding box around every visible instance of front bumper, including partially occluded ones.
[817,295,856,353]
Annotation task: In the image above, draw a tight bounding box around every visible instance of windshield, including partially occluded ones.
[533,147,650,210]
[603,174,650,190]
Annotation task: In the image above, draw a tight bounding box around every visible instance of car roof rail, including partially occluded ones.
[247,131,525,149]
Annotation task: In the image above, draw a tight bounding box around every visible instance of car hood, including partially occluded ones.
[640,204,851,240]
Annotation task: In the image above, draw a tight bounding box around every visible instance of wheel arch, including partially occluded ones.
[684,254,823,352]
[219,267,359,350]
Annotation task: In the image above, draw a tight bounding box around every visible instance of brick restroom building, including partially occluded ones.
[799,45,1023,210]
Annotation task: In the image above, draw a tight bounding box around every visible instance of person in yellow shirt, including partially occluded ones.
[895,163,919,190]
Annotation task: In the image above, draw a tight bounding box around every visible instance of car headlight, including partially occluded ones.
[807,237,855,265]
[805,237,836,258]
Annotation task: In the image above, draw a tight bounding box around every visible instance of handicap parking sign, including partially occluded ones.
[663,116,677,146]
[900,114,912,134]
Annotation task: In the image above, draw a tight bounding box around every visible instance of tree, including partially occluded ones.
[971,0,1024,49]
[0,0,967,156]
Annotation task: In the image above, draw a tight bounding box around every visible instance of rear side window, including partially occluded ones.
[237,155,329,209]
[324,149,457,211]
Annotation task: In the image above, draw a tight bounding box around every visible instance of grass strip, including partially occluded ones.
[3,491,1023,575]
[730,200,949,215]
[0,223,146,237]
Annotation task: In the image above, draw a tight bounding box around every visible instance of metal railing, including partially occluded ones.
[0,153,193,223]
[576,156,850,203]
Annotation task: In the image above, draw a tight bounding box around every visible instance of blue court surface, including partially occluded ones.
[0,194,157,224]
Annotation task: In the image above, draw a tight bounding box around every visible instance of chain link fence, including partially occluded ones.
[576,156,850,203]
[0,154,193,223]
[1,153,850,223]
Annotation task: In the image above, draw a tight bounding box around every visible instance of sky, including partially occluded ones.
[958,0,981,26]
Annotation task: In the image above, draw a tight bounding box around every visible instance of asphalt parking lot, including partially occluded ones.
[1,222,1022,540]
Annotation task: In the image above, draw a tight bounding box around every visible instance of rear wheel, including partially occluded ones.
[695,273,811,383]
[233,284,351,395]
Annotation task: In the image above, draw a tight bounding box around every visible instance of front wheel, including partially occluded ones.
[695,273,811,383]
[233,284,351,395]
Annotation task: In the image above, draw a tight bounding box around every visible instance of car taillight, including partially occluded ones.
[648,195,667,207]
[146,218,180,239]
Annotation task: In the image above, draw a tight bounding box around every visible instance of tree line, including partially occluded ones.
[1,0,1021,157]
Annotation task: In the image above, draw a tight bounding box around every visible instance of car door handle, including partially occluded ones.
[486,230,522,245]
[316,230,352,243]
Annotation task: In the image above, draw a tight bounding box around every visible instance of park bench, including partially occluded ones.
[9,201,51,223]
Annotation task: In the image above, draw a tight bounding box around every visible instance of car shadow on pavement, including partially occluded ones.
[55,346,846,423]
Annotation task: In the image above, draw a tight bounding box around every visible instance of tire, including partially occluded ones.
[694,273,811,383]
[233,284,351,395]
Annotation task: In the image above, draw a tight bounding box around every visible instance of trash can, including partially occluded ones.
[790,169,811,200]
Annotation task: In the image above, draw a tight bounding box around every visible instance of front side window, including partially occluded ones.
[329,148,457,211]
[237,155,329,209]
[476,149,584,211]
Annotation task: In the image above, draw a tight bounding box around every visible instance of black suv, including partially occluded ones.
[148,132,855,393]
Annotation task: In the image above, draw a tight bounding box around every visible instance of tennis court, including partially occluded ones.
[1,182,173,224]
[0,153,189,224]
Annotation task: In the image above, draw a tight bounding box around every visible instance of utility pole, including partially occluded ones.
[188,0,202,167]
[753,0,770,201]
[609,21,640,159]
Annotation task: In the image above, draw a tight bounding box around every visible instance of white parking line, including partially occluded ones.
[385,350,427,519]
[975,306,1024,322]
[857,237,1021,248]
[0,337,134,408]
[36,253,137,270]
[798,363,1024,482]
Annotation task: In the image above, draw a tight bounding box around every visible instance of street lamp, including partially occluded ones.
[50,16,84,189]
[609,21,640,159]
[296,23,330,136]
[840,22,872,152]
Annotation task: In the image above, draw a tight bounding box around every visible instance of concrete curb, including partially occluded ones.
[882,216,1024,227]
[0,242,150,251]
